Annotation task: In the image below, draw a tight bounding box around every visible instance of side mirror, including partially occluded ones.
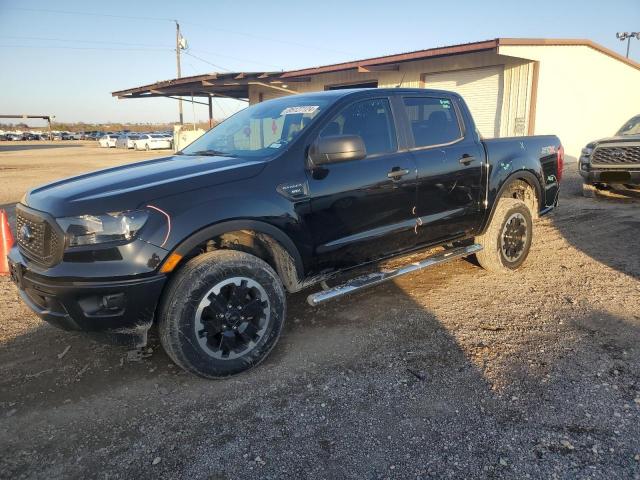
[309,134,367,166]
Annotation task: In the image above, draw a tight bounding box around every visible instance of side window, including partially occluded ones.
[403,97,462,148]
[320,98,397,156]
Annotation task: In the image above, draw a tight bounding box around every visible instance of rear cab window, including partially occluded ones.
[403,96,463,148]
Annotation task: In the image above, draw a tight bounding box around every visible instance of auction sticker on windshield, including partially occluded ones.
[280,106,319,115]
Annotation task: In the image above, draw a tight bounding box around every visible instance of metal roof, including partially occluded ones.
[112,38,640,101]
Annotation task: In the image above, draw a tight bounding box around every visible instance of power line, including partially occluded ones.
[5,7,174,23]
[0,44,172,52]
[5,6,353,56]
[189,48,283,70]
[181,20,354,56]
[183,51,232,72]
[0,36,281,70]
[0,35,173,48]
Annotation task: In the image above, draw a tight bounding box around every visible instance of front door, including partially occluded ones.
[305,97,417,271]
[401,95,484,245]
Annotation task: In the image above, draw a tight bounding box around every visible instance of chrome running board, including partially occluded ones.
[307,244,482,306]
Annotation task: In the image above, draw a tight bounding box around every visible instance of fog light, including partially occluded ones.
[102,293,125,311]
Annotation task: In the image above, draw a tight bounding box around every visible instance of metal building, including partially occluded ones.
[113,38,640,159]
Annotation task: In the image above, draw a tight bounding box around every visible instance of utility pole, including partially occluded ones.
[175,21,184,124]
[616,32,640,58]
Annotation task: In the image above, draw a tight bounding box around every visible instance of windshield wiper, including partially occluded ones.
[187,149,237,157]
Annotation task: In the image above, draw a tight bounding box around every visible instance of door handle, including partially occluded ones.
[387,167,410,180]
[459,154,476,165]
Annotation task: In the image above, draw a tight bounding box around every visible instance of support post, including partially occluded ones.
[208,96,213,128]
[175,21,183,125]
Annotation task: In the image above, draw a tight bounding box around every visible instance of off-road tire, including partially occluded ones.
[582,182,597,198]
[158,250,286,379]
[474,198,533,273]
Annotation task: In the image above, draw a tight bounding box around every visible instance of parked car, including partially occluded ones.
[579,114,640,196]
[8,89,562,379]
[98,134,119,148]
[52,131,73,141]
[134,134,173,150]
[6,133,24,141]
[24,133,41,141]
[115,134,140,149]
[114,135,127,148]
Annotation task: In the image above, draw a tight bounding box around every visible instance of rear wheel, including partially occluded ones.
[158,250,286,379]
[474,198,533,273]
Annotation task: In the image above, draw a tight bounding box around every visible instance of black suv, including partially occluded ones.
[8,88,562,378]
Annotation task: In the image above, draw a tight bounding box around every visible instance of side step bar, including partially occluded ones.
[307,244,482,306]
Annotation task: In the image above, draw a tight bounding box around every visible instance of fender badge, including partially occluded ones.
[277,182,309,200]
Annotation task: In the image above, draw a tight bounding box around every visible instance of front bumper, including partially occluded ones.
[8,247,167,346]
[579,163,640,185]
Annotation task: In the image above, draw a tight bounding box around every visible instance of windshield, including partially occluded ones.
[616,115,640,136]
[181,96,331,158]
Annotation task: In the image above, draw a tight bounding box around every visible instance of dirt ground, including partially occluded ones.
[0,142,639,479]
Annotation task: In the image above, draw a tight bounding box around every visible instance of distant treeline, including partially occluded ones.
[0,121,217,132]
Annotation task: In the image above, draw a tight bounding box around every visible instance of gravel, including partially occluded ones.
[0,143,639,479]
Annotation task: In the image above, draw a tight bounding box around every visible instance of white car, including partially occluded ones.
[115,134,140,149]
[98,134,119,148]
[134,134,173,151]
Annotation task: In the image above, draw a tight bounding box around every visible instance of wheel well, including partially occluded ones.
[177,229,303,293]
[501,178,540,220]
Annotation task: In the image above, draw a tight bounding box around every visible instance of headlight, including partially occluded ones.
[581,147,593,157]
[57,210,149,247]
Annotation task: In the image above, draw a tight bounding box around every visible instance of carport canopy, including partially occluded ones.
[111,71,304,125]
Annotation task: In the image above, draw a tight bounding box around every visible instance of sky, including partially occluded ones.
[0,0,639,125]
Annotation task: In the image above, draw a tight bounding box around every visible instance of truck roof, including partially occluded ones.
[287,87,462,102]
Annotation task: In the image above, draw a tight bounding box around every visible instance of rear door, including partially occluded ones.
[424,66,504,138]
[401,95,484,245]
[305,96,418,270]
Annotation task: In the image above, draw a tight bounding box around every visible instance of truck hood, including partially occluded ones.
[24,154,267,217]
[592,134,640,145]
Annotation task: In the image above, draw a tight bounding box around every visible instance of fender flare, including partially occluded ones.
[483,170,543,232]
[170,219,305,281]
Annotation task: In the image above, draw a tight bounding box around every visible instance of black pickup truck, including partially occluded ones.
[8,88,562,378]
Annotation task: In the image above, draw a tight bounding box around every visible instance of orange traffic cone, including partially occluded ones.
[0,209,15,275]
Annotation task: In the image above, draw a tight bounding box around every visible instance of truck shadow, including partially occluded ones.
[1,253,639,477]
[1,165,639,477]
[549,164,640,281]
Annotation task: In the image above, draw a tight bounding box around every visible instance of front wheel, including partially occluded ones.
[158,250,286,379]
[474,198,533,273]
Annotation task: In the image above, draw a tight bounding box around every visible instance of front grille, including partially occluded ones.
[592,144,640,167]
[16,206,63,266]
